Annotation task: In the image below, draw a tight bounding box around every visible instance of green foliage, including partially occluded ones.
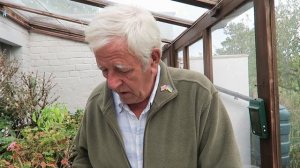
[0,51,83,167]
[33,104,68,131]
[215,22,257,96]
[275,1,300,167]
[0,114,16,157]
[216,22,255,55]
[0,105,84,168]
[275,0,300,93]
[0,52,59,130]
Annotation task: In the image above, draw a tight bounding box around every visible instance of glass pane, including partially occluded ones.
[9,0,191,41]
[275,0,299,167]
[211,2,259,167]
[177,49,184,69]
[188,39,204,73]
[20,0,101,16]
[109,0,207,21]
[9,0,96,33]
[158,22,186,40]
[0,43,12,57]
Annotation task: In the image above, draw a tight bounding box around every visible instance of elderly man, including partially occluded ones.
[72,4,242,168]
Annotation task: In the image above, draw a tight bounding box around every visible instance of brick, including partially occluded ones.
[48,60,66,66]
[68,58,86,64]
[69,71,80,77]
[75,64,91,71]
[54,71,70,78]
[32,60,49,67]
[80,70,100,77]
[40,53,58,60]
[55,65,76,72]
[30,47,45,54]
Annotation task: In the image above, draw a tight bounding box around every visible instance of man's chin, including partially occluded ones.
[120,97,142,105]
[119,96,134,104]
[121,99,135,105]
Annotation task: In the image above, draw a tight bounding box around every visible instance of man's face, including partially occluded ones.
[94,39,159,105]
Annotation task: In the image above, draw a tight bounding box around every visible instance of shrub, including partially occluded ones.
[0,105,84,168]
[0,51,83,167]
[0,51,59,130]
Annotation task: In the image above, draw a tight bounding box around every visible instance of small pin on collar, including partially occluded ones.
[160,84,173,93]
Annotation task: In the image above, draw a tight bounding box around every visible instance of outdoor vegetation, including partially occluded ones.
[0,52,83,167]
[215,0,300,167]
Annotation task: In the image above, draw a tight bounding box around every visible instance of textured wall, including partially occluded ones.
[1,14,104,112]
[28,33,105,112]
[0,15,30,71]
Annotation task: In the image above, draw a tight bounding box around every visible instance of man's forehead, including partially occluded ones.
[98,63,130,69]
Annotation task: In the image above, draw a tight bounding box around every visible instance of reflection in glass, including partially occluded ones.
[109,0,207,21]
[158,22,186,41]
[188,40,204,73]
[177,50,184,69]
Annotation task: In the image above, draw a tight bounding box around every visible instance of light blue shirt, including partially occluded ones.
[113,65,160,168]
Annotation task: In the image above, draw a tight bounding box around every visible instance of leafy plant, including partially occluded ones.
[0,105,84,167]
[0,51,83,167]
[0,51,59,130]
[33,104,68,131]
[0,113,16,158]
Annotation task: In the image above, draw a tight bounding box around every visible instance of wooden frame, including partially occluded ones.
[203,29,212,81]
[253,0,280,167]
[172,0,217,9]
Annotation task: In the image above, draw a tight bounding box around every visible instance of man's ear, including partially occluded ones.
[151,48,161,65]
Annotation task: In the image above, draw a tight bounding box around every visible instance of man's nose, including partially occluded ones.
[107,73,122,90]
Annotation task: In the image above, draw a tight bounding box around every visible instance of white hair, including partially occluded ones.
[85,4,161,65]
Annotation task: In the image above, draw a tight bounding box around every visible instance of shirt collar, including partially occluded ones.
[113,65,161,114]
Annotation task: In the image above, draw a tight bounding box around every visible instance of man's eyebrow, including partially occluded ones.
[115,64,128,69]
[97,64,132,70]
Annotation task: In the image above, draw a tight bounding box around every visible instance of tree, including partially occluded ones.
[275,0,300,93]
[215,22,257,96]
[215,1,300,97]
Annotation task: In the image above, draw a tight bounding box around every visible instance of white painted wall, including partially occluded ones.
[0,16,104,112]
[189,56,204,73]
[189,55,251,167]
[28,33,104,112]
[214,55,251,167]
[0,15,30,71]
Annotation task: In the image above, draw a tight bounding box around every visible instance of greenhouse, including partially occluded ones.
[0,0,299,167]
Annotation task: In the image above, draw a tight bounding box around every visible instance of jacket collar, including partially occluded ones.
[149,61,178,118]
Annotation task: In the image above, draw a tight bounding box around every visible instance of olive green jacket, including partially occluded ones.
[72,62,242,168]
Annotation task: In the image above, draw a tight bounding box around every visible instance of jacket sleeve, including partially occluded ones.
[70,112,93,168]
[198,91,242,168]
